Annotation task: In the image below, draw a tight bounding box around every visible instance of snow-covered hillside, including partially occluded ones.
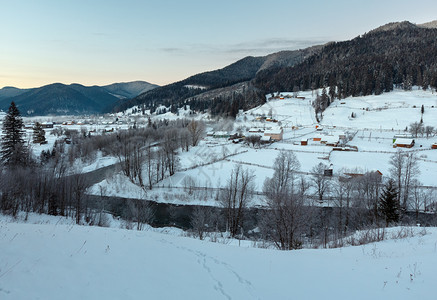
[321,89,437,130]
[87,88,437,208]
[0,217,435,300]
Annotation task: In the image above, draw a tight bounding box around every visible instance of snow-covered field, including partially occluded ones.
[3,88,437,204]
[3,89,437,300]
[82,88,437,206]
[1,215,436,300]
[322,89,437,130]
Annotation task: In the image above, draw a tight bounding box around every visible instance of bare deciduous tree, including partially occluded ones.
[409,121,424,138]
[390,150,420,212]
[219,164,255,237]
[179,128,191,152]
[355,171,382,222]
[402,152,420,211]
[245,135,261,148]
[425,126,434,138]
[262,151,309,250]
[311,162,331,202]
[144,139,155,190]
[187,120,205,147]
[182,175,197,195]
[162,129,179,176]
[114,133,145,187]
[332,176,355,235]
[190,206,212,240]
[127,199,155,231]
[69,174,90,224]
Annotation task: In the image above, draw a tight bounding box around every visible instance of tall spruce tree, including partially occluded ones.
[1,102,28,166]
[32,122,46,144]
[379,179,400,226]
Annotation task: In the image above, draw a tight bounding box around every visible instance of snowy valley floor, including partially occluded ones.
[1,216,437,300]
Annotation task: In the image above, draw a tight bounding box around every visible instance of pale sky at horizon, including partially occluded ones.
[1,0,436,89]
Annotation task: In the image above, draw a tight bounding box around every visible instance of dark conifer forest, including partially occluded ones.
[254,23,437,98]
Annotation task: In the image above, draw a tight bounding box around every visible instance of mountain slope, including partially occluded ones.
[114,47,322,114]
[0,81,158,115]
[368,20,417,34]
[102,81,158,99]
[112,56,267,112]
[254,22,437,98]
[258,46,322,72]
[419,20,437,29]
[0,83,118,115]
[0,86,31,100]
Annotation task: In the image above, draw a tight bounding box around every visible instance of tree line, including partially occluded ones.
[193,149,432,250]
[0,101,205,224]
[1,101,435,250]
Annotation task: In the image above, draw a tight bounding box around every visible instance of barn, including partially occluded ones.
[393,138,415,148]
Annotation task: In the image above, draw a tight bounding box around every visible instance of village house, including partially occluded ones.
[264,128,283,141]
[313,135,322,142]
[393,138,415,148]
[41,122,54,128]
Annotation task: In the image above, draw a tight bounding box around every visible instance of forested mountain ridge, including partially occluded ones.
[0,83,119,115]
[117,21,437,118]
[254,22,437,98]
[102,81,159,99]
[111,56,267,113]
[113,47,321,115]
[3,21,436,117]
[0,87,30,100]
[418,20,437,29]
[0,81,157,115]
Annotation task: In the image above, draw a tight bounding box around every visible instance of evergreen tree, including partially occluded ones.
[32,122,46,144]
[0,102,28,166]
[379,179,400,226]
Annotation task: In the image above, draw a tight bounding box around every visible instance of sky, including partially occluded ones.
[1,0,436,89]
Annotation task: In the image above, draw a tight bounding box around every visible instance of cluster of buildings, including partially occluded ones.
[300,129,346,148]
[248,128,283,142]
[24,122,54,129]
[269,94,306,100]
[207,127,284,143]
